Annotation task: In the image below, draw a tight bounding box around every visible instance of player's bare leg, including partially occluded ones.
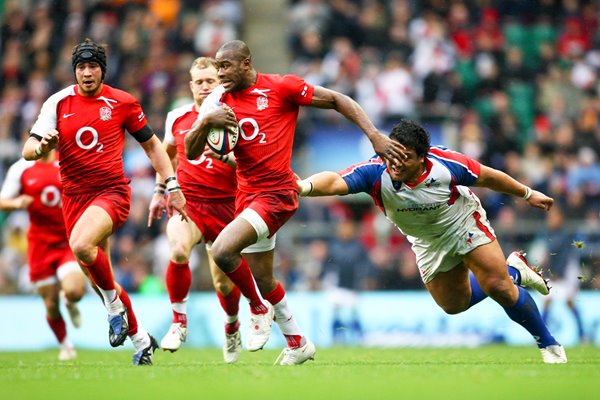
[245,250,316,365]
[427,241,566,363]
[71,206,156,365]
[210,217,273,351]
[58,265,86,328]
[37,283,76,361]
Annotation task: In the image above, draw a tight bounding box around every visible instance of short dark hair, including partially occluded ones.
[389,119,430,157]
[217,40,251,61]
[72,38,107,79]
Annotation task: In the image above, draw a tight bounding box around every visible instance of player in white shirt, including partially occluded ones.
[297,119,567,364]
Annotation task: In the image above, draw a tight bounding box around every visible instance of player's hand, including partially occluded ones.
[147,193,167,227]
[527,190,554,211]
[202,147,221,160]
[15,194,34,209]
[41,129,60,152]
[166,189,188,222]
[371,132,408,165]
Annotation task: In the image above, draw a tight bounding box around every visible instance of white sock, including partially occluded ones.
[225,315,238,324]
[172,301,186,314]
[98,289,123,314]
[130,326,149,351]
[60,337,74,349]
[273,295,304,337]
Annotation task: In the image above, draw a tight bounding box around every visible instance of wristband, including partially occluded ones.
[523,186,532,200]
[299,181,313,196]
[165,176,178,192]
[155,182,166,189]
[166,185,181,193]
[153,188,165,195]
[35,144,43,157]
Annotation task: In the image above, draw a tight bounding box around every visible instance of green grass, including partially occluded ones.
[1,346,598,400]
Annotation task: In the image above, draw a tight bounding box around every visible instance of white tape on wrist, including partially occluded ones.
[299,181,313,196]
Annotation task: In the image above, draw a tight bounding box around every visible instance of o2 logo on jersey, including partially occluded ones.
[238,118,267,144]
[76,127,104,152]
[188,154,214,168]
[40,185,61,207]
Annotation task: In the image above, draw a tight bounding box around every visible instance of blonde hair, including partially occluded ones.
[190,57,217,74]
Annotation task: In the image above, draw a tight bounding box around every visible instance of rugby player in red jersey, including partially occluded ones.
[147,57,243,363]
[186,40,404,365]
[0,149,86,361]
[22,38,187,366]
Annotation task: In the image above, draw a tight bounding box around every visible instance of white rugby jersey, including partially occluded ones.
[340,146,492,244]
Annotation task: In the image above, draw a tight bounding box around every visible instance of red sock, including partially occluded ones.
[284,334,304,348]
[225,259,267,314]
[80,248,114,290]
[165,260,191,303]
[118,288,138,336]
[47,315,67,343]
[264,281,285,307]
[173,311,187,325]
[225,320,240,335]
[217,286,241,317]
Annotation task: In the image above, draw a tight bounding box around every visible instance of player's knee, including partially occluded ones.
[69,238,95,263]
[63,286,85,303]
[439,302,468,315]
[169,243,190,264]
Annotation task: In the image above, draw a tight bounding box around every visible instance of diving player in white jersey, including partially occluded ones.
[297,119,567,364]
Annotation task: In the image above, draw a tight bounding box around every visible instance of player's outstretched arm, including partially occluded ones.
[297,172,350,197]
[140,135,188,221]
[148,141,176,227]
[0,195,34,211]
[475,165,554,211]
[22,130,59,161]
[309,86,405,165]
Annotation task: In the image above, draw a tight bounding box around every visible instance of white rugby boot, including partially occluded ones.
[507,251,550,295]
[58,344,77,361]
[274,339,316,366]
[160,322,187,352]
[540,344,567,364]
[223,330,242,364]
[246,302,274,351]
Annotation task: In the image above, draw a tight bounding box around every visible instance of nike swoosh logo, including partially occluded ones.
[63,113,75,118]
[250,88,271,96]
[179,129,190,135]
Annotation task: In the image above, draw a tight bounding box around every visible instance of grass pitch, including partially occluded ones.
[2,345,598,400]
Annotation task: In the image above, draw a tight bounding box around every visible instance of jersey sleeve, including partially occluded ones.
[164,110,177,146]
[123,98,148,134]
[30,95,59,137]
[428,146,481,186]
[338,158,386,194]
[282,74,314,106]
[197,86,225,121]
[0,159,31,198]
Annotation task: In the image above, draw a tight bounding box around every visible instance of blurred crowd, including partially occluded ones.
[0,0,599,296]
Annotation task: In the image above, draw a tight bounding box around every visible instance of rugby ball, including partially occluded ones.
[205,103,239,155]
[207,125,238,155]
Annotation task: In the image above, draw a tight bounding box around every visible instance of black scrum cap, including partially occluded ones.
[72,39,107,79]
